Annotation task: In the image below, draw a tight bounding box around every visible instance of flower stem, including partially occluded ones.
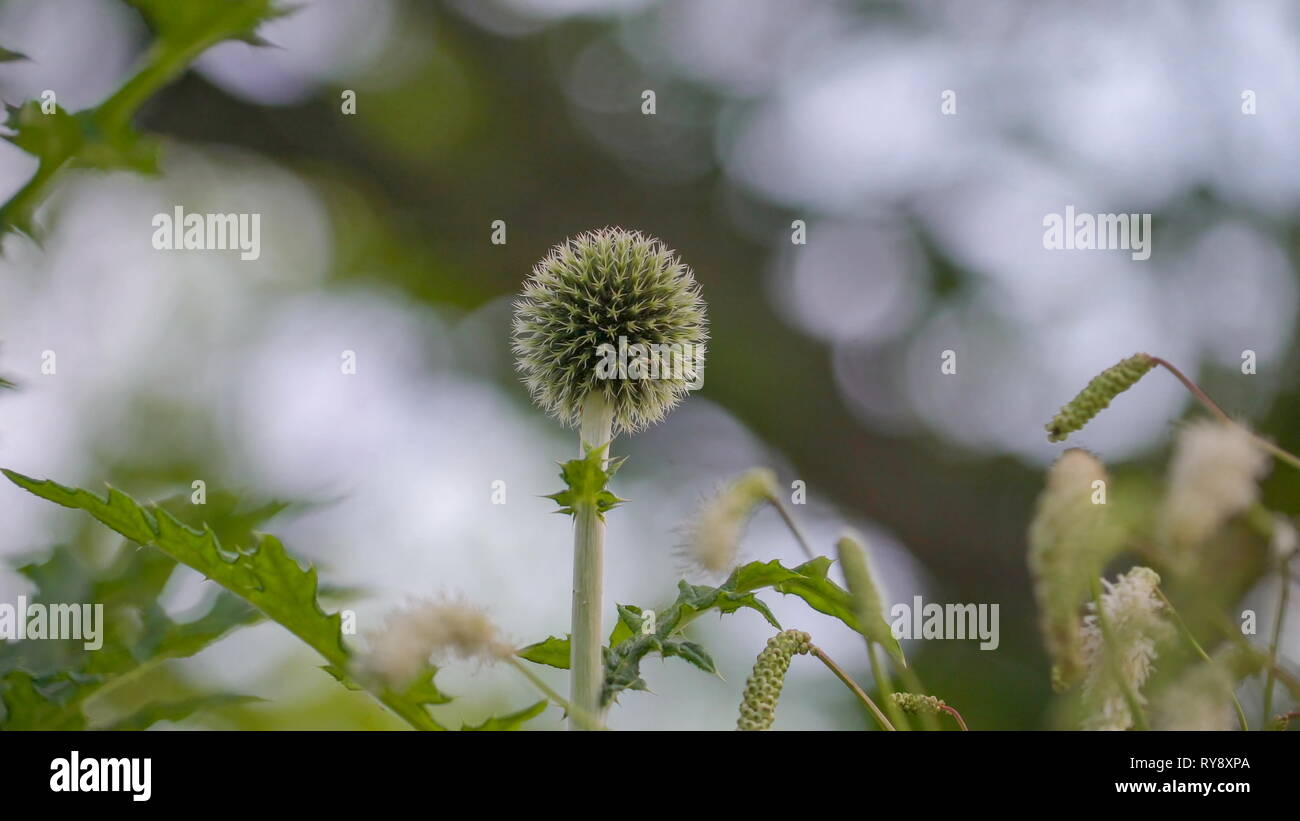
[866,641,912,730]
[508,658,606,731]
[1149,356,1300,473]
[1262,554,1293,729]
[940,703,969,730]
[767,494,817,563]
[1155,588,1249,731]
[569,392,614,730]
[811,645,895,730]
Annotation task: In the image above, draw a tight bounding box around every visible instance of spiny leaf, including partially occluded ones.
[0,671,94,730]
[516,635,571,670]
[2,470,447,730]
[765,556,906,667]
[395,665,452,708]
[460,700,548,731]
[123,0,292,47]
[660,639,716,675]
[600,583,775,705]
[544,443,627,518]
[0,496,289,728]
[104,693,262,730]
[4,470,350,670]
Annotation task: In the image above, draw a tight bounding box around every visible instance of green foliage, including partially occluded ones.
[124,0,290,47]
[516,557,877,707]
[0,47,28,63]
[0,671,93,729]
[544,444,626,518]
[4,470,350,666]
[0,0,293,237]
[0,492,283,729]
[517,635,571,669]
[105,694,262,730]
[460,700,547,731]
[0,470,451,730]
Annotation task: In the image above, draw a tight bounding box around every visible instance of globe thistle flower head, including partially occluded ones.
[512,228,709,434]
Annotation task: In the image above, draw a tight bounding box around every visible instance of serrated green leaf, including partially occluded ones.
[123,0,290,46]
[517,635,571,670]
[1,470,450,730]
[103,693,261,730]
[460,700,547,731]
[3,470,350,669]
[0,671,95,730]
[661,639,716,675]
[775,556,906,667]
[608,610,636,648]
[396,665,452,708]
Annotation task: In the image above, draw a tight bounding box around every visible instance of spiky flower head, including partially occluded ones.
[1159,419,1269,559]
[512,228,709,434]
[736,630,813,731]
[1046,353,1154,442]
[1079,566,1172,730]
[681,468,777,575]
[361,596,513,688]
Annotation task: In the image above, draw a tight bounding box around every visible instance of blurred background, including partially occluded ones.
[1,0,1299,729]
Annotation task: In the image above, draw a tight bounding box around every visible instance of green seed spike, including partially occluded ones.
[736,630,813,731]
[1045,353,1155,443]
[891,692,947,716]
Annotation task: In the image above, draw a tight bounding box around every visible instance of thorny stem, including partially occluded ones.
[569,392,614,730]
[507,658,606,731]
[1089,575,1150,730]
[811,645,895,731]
[1262,554,1293,729]
[1148,355,1300,473]
[1155,588,1249,731]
